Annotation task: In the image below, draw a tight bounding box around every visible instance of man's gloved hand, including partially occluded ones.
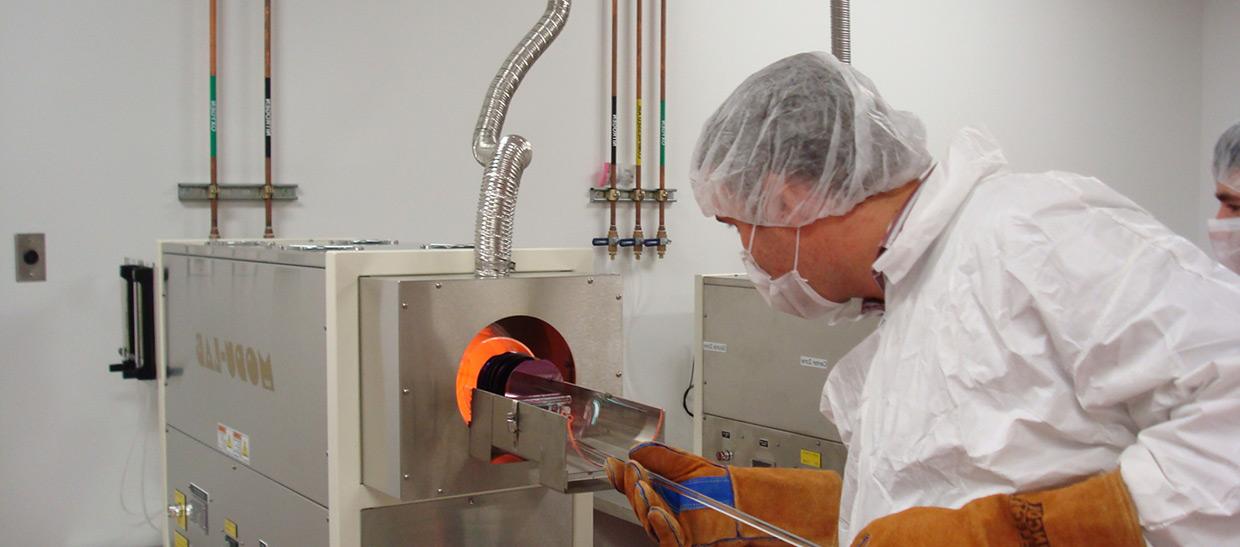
[852,469,1144,547]
[605,442,842,547]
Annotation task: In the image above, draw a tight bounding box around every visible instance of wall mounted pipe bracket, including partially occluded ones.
[179,183,299,202]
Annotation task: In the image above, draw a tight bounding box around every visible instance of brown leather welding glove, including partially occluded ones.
[605,442,841,547]
[851,469,1143,547]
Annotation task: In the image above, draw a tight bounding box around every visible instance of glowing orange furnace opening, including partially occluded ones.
[455,326,533,424]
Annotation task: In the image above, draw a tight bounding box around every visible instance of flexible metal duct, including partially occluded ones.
[831,0,851,63]
[471,0,571,277]
[474,136,533,277]
[471,0,571,166]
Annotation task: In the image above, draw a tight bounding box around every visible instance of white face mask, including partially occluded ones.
[740,225,864,322]
[1208,217,1240,274]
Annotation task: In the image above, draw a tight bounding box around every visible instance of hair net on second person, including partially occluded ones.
[1216,121,1240,191]
[691,52,932,227]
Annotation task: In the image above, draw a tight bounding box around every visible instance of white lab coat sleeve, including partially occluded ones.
[989,177,1240,543]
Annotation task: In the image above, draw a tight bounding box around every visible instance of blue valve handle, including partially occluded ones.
[642,238,662,247]
[617,238,637,248]
[592,238,612,247]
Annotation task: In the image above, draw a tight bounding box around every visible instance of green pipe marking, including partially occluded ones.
[659,99,666,165]
[210,75,218,157]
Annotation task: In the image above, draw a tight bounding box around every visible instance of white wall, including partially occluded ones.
[1201,0,1240,240]
[0,1,1215,545]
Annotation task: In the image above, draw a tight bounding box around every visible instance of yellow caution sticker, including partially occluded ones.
[173,490,187,531]
[800,448,822,469]
[224,518,238,539]
[173,530,190,547]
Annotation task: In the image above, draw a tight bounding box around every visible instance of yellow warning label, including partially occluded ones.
[224,518,238,539]
[800,448,822,469]
[173,530,190,547]
[173,490,187,531]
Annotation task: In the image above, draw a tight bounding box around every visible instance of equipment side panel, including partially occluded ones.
[702,414,847,473]
[701,281,877,441]
[164,253,329,505]
[166,428,328,547]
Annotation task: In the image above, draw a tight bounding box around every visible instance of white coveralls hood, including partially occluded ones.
[822,128,1240,545]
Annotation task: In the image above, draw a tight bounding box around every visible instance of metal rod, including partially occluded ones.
[607,0,619,259]
[263,0,274,238]
[574,442,816,547]
[632,0,645,260]
[209,0,220,239]
[655,0,667,258]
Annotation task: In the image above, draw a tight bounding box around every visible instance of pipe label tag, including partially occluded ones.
[703,341,727,353]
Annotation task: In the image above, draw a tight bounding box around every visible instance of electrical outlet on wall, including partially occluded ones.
[14,233,45,282]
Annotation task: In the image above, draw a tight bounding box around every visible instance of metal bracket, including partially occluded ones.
[178,183,299,202]
[589,187,677,204]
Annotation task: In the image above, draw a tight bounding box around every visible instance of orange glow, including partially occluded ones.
[455,326,533,423]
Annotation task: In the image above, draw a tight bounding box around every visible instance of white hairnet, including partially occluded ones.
[1215,121,1240,190]
[691,52,932,227]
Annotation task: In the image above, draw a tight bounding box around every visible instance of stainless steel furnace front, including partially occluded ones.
[161,242,651,547]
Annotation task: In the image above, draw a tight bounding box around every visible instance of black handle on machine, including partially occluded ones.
[109,263,158,381]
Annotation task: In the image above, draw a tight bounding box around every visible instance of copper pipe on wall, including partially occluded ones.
[262,0,274,238]
[655,0,667,258]
[631,0,645,260]
[208,0,220,239]
[606,0,619,259]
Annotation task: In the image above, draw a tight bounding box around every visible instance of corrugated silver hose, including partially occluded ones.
[471,0,572,166]
[471,0,570,278]
[475,136,534,277]
[831,0,850,63]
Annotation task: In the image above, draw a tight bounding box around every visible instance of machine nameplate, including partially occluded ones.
[196,333,276,392]
[188,483,209,533]
[703,341,727,353]
[799,356,829,369]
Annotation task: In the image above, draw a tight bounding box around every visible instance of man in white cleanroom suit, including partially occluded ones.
[1208,121,1240,272]
[608,52,1240,546]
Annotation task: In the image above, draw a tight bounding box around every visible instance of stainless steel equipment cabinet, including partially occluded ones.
[692,275,878,472]
[159,241,627,547]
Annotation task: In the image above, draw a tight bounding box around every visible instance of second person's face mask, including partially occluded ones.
[740,225,860,321]
[1209,217,1240,274]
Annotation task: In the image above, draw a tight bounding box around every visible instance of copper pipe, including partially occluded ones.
[655,0,667,258]
[607,0,619,259]
[208,0,220,239]
[632,0,644,260]
[263,0,274,238]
